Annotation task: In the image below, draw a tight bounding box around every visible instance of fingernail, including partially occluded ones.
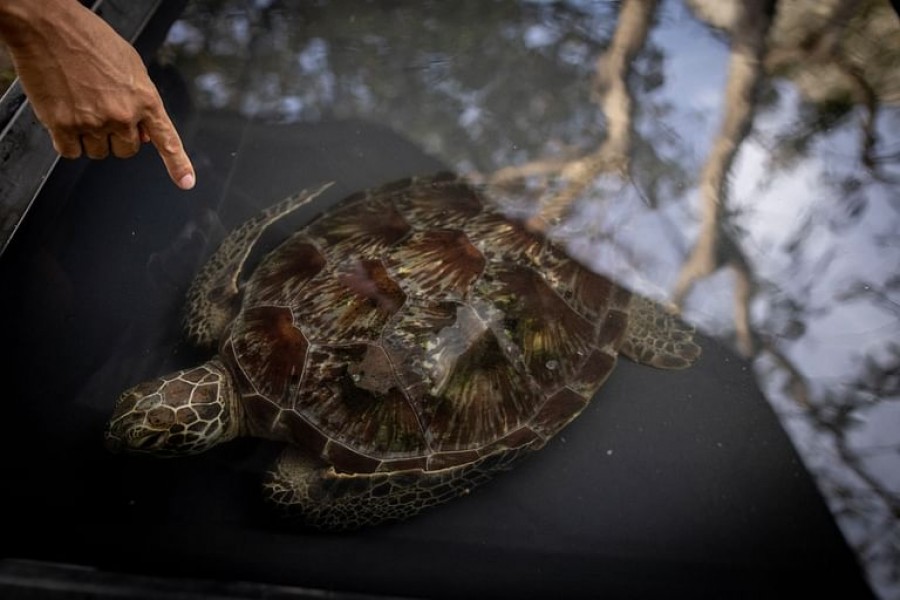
[178,173,196,190]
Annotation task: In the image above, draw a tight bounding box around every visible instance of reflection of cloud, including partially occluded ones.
[849,400,900,495]
[524,24,559,48]
[690,87,724,112]
[558,178,689,300]
[650,1,730,151]
[196,72,232,108]
[732,128,899,369]
[732,140,818,251]
[165,21,204,52]
[297,38,329,73]
[458,105,482,129]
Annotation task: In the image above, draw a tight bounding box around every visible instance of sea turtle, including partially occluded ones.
[105,173,700,530]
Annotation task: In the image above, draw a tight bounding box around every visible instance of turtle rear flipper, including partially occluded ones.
[620,295,701,369]
[183,182,334,347]
[263,446,522,530]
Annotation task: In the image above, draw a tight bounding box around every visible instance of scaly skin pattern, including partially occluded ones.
[106,360,241,456]
[263,444,528,530]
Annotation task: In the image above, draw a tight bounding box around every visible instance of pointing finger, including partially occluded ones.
[142,104,195,190]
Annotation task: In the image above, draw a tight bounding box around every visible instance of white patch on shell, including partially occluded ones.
[420,299,511,396]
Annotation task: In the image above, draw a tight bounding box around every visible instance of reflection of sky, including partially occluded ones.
[650,2,898,383]
[568,1,733,301]
[560,1,733,300]
[627,5,900,593]
[652,0,728,142]
[733,84,899,378]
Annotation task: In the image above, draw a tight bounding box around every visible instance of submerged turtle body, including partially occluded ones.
[106,173,700,529]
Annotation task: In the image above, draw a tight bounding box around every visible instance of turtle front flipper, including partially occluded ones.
[263,446,522,530]
[620,295,701,369]
[184,182,334,347]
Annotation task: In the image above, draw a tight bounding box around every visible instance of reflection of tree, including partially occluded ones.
[676,1,900,595]
[164,0,620,172]
[764,0,900,178]
[673,0,775,357]
[492,0,659,231]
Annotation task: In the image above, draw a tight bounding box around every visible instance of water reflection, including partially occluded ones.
[147,0,900,592]
[94,0,900,595]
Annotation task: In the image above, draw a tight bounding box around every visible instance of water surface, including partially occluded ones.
[2,0,897,597]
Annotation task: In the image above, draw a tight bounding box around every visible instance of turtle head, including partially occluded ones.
[105,360,242,457]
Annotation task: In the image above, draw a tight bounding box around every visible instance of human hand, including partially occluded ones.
[0,0,195,189]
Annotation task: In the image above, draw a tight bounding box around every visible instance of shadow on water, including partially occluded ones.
[2,0,898,597]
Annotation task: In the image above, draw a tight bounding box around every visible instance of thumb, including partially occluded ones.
[142,106,195,191]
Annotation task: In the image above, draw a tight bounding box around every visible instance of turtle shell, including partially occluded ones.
[219,173,632,475]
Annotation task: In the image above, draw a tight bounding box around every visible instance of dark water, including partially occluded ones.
[2,0,898,597]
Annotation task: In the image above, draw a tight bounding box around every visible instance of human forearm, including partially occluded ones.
[0,0,76,48]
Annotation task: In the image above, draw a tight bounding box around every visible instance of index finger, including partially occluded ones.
[142,105,196,190]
